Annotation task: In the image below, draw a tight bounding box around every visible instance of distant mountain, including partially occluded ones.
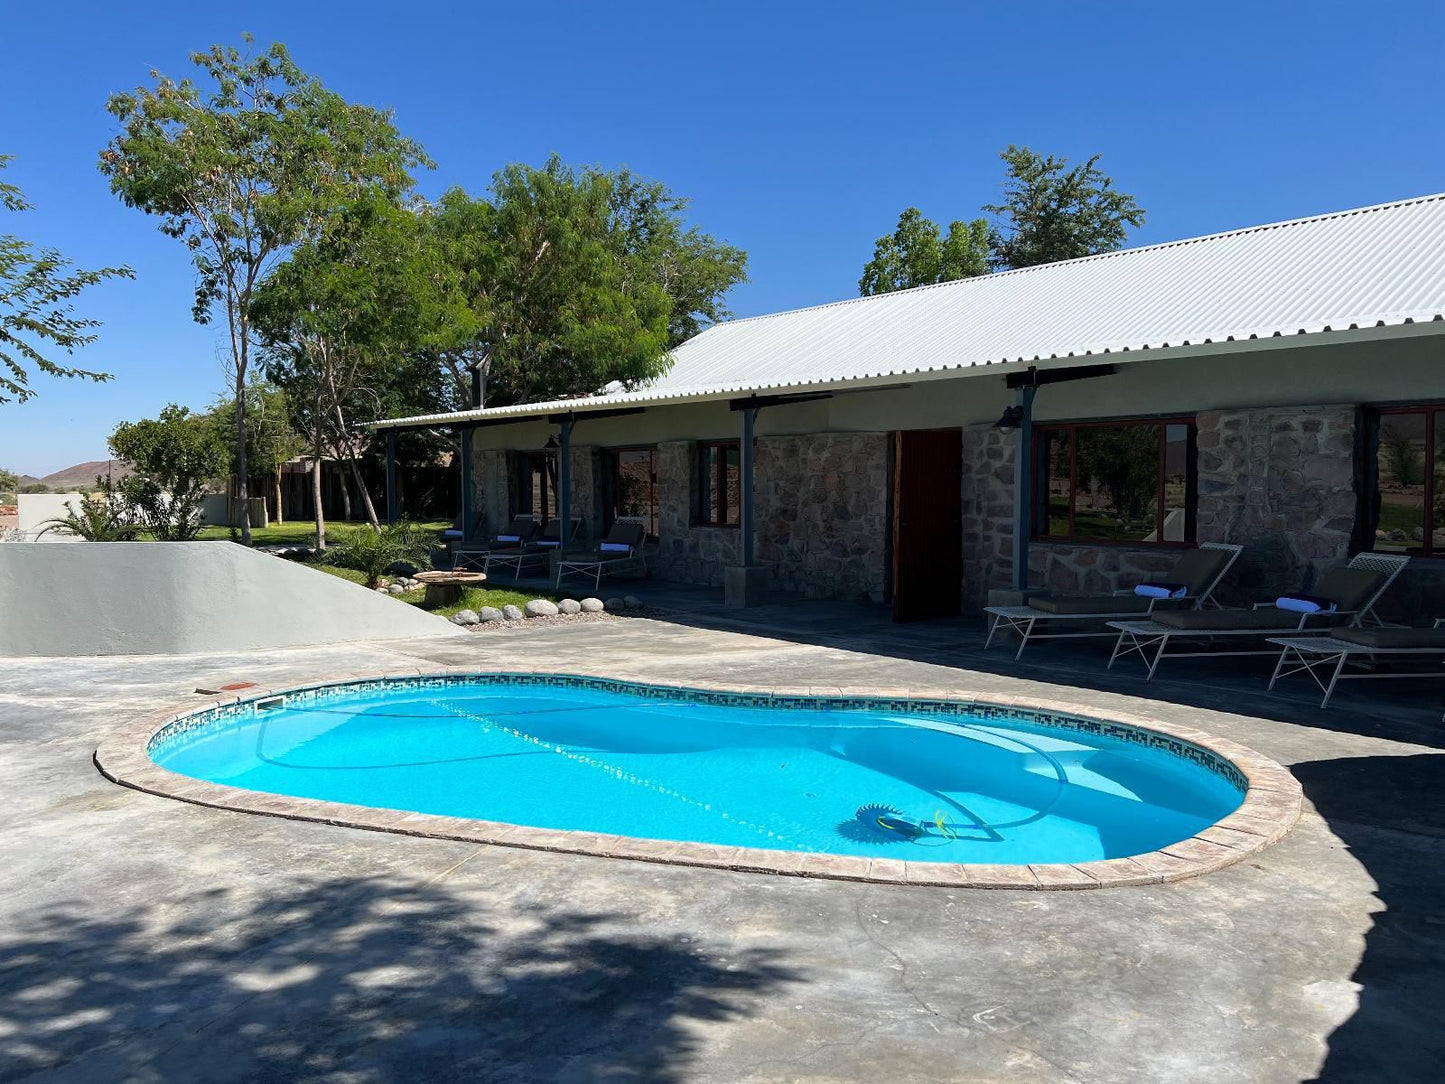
[16,460,132,492]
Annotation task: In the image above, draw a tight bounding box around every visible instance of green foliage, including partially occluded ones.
[985,145,1145,270]
[1074,424,1161,529]
[0,156,133,403]
[109,404,229,540]
[35,480,141,541]
[859,209,989,294]
[859,145,1144,294]
[0,467,16,492]
[422,157,746,407]
[320,520,438,588]
[209,381,305,482]
[99,35,430,541]
[19,482,49,493]
[1379,422,1425,487]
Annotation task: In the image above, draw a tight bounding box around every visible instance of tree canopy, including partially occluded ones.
[0,156,132,403]
[985,145,1145,269]
[858,145,1145,294]
[99,36,429,542]
[422,157,747,407]
[109,403,229,540]
[859,209,988,295]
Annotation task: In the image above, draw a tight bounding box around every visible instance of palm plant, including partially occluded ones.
[320,521,437,588]
[36,486,141,541]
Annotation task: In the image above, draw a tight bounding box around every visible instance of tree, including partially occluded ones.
[99,37,429,545]
[252,194,451,547]
[19,482,49,493]
[1,156,132,403]
[0,467,18,493]
[422,158,746,408]
[109,404,229,540]
[985,145,1145,270]
[210,381,304,524]
[858,146,1144,294]
[859,208,989,295]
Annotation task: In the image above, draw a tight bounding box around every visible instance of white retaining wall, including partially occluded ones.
[16,493,87,541]
[0,542,461,656]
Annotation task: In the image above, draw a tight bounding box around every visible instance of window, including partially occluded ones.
[608,447,658,539]
[517,451,556,524]
[1033,419,1197,544]
[1369,406,1445,555]
[697,441,740,526]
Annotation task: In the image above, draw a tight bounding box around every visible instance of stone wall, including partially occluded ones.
[647,433,890,598]
[1195,405,1357,603]
[960,428,1015,610]
[755,432,889,601]
[471,447,512,538]
[960,404,1366,612]
[650,440,739,586]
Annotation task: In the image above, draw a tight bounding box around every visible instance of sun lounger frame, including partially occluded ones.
[983,543,1243,660]
[1266,622,1445,709]
[1103,553,1410,681]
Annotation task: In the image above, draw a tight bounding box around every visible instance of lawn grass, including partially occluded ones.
[191,519,450,546]
[313,563,563,618]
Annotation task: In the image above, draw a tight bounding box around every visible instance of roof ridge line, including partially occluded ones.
[695,190,1445,335]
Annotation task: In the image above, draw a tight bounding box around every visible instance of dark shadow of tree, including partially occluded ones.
[0,877,799,1082]
[1293,753,1445,1081]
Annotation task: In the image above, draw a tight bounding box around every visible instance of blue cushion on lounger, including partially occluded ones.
[599,541,631,553]
[1276,594,1337,614]
[1135,582,1187,599]
[496,534,521,543]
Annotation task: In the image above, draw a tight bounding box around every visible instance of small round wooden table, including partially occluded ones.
[412,570,488,608]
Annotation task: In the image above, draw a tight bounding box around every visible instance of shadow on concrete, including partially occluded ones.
[628,594,1445,750]
[0,877,798,1081]
[1293,753,1445,1081]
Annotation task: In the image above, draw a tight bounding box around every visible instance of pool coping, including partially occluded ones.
[93,667,1303,890]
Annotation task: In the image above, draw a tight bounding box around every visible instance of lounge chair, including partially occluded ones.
[1106,553,1409,681]
[554,521,649,591]
[451,515,540,573]
[983,543,1242,659]
[1266,620,1445,708]
[485,518,583,580]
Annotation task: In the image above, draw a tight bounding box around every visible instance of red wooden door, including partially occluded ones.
[892,428,964,622]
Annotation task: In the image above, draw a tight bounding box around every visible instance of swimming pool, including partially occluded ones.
[145,674,1255,869]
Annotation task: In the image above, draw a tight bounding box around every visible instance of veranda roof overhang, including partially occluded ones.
[362,319,1442,434]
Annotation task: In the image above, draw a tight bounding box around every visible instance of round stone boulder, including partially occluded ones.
[623,595,643,610]
[502,604,525,621]
[579,597,605,613]
[450,610,480,626]
[604,597,626,613]
[558,598,582,615]
[388,584,406,594]
[478,606,504,622]
[524,599,560,618]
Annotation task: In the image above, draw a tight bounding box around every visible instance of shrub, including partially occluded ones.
[35,481,141,541]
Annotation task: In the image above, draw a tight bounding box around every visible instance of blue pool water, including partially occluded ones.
[152,680,1244,865]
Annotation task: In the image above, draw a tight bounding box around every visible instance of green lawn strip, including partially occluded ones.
[310,563,564,617]
[190,520,450,546]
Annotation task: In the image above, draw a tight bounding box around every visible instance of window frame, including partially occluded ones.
[1365,403,1443,557]
[606,445,659,541]
[696,440,741,528]
[1031,416,1198,548]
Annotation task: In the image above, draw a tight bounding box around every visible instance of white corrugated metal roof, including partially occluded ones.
[370,192,1445,429]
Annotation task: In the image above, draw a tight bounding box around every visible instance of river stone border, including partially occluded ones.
[94,669,1302,890]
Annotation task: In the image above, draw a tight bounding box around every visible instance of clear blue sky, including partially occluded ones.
[3,0,1442,477]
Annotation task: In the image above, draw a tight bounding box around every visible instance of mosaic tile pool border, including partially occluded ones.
[96,668,1303,890]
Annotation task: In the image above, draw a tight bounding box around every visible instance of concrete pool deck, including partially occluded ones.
[4,603,1444,1081]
